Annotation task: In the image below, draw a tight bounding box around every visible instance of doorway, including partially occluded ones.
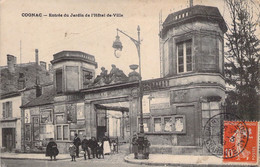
[95,102,130,142]
[2,128,15,151]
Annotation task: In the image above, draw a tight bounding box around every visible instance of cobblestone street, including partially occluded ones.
[1,144,158,167]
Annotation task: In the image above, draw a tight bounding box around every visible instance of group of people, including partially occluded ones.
[132,134,150,159]
[46,133,113,162]
[46,133,151,161]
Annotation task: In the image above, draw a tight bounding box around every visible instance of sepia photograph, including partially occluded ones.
[0,0,259,166]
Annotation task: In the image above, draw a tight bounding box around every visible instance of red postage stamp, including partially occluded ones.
[223,121,258,164]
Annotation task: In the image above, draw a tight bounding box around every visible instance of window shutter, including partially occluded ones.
[9,101,12,117]
[2,102,6,118]
[56,70,63,93]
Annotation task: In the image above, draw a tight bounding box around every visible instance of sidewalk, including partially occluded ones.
[0,152,70,161]
[124,154,259,166]
[1,152,259,166]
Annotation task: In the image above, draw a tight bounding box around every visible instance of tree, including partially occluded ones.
[225,0,260,121]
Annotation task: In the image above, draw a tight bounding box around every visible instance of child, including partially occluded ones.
[96,139,104,159]
[111,140,116,154]
[69,141,77,162]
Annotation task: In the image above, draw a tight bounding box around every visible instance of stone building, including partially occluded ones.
[148,5,227,154]
[0,50,53,152]
[20,5,227,155]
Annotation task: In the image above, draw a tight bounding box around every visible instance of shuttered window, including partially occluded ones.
[2,101,12,118]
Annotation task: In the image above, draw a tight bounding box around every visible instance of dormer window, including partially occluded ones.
[177,40,192,73]
[18,72,25,90]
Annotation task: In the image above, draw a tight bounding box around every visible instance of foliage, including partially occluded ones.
[225,0,260,120]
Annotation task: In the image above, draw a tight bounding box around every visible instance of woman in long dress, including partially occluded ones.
[102,135,111,155]
[46,138,59,161]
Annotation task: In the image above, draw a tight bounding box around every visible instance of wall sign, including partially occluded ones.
[2,121,16,128]
[25,109,31,123]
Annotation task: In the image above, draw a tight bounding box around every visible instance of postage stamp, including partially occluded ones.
[203,112,249,159]
[223,121,258,163]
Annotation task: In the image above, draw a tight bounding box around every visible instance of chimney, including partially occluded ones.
[48,64,53,71]
[40,61,46,70]
[189,0,193,7]
[35,49,39,65]
[7,54,17,73]
[36,85,42,97]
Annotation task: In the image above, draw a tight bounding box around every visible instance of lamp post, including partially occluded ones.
[112,26,147,159]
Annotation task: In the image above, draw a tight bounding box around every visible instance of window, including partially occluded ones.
[63,125,69,140]
[201,101,222,144]
[70,129,85,140]
[57,126,62,140]
[56,124,69,141]
[33,117,40,141]
[2,101,12,118]
[177,40,192,73]
[218,39,223,73]
[56,69,62,93]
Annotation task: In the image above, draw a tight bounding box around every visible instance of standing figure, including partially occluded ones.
[89,137,98,158]
[46,138,59,161]
[132,134,138,159]
[81,135,91,160]
[96,138,104,159]
[102,133,111,155]
[143,136,150,159]
[111,140,117,154]
[73,133,81,158]
[69,141,77,162]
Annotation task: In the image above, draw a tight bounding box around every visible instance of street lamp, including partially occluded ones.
[112,26,148,159]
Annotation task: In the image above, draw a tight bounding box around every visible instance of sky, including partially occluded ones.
[0,0,259,80]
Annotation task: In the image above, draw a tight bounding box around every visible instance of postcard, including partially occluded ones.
[0,0,259,166]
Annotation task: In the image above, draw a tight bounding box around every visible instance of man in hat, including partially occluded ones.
[89,137,98,158]
[143,136,150,159]
[73,133,81,158]
[132,133,138,159]
[81,135,91,160]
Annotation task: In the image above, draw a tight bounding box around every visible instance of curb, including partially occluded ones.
[124,155,258,167]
